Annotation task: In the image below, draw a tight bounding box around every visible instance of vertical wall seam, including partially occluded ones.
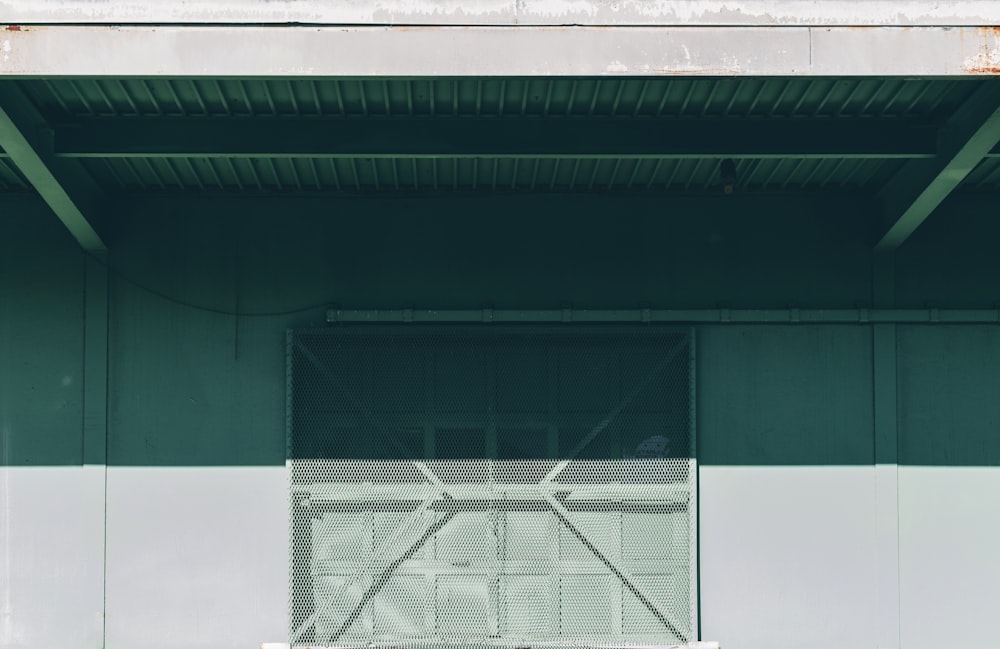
[872,250,900,649]
[83,252,111,648]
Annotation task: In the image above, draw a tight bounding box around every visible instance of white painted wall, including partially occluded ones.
[0,467,105,649]
[700,466,1000,649]
[5,463,1000,649]
[898,467,1000,649]
[699,466,879,649]
[104,467,289,649]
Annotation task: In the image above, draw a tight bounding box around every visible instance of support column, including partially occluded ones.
[872,252,900,649]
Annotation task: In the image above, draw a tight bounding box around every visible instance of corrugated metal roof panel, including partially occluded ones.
[963,158,1000,189]
[20,78,980,120]
[6,77,993,196]
[0,158,33,192]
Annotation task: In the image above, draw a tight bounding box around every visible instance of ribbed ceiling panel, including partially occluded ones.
[20,78,978,120]
[0,158,33,192]
[1,78,993,195]
[963,158,1000,189]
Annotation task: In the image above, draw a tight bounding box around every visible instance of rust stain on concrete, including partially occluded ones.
[964,26,1000,74]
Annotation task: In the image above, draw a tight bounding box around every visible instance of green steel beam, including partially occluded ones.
[876,82,1000,251]
[0,83,106,251]
[326,308,1000,324]
[53,117,938,160]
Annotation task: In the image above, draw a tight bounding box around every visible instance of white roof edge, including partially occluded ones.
[0,0,999,27]
[0,25,998,77]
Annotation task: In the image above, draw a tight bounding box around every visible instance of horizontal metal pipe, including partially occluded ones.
[327,308,1000,325]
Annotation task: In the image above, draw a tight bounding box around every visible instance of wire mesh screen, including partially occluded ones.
[288,326,696,649]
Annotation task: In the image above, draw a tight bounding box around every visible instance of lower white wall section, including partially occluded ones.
[0,466,106,649]
[898,467,1000,649]
[105,467,289,649]
[699,466,879,649]
[5,464,997,649]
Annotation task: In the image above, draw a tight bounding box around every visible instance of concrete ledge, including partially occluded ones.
[0,25,999,77]
[1,0,999,26]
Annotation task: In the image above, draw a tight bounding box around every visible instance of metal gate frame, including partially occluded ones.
[287,325,697,647]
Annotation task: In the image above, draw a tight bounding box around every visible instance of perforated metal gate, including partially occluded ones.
[288,326,696,648]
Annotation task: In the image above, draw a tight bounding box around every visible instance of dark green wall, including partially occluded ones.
[105,193,875,311]
[896,193,1000,309]
[0,196,86,465]
[697,326,874,465]
[898,326,1000,465]
[3,192,1000,466]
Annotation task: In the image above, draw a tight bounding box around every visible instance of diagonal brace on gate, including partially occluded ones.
[542,335,691,485]
[543,493,689,643]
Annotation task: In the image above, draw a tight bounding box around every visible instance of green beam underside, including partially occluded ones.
[876,82,1000,251]
[327,308,1000,324]
[54,117,937,159]
[0,83,106,251]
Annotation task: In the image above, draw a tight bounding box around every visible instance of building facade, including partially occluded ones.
[2,3,1000,648]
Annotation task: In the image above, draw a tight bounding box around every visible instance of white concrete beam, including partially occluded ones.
[0,0,999,26]
[0,25,998,77]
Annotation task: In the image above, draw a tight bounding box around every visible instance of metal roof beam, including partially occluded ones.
[875,82,1000,251]
[326,308,1000,324]
[53,117,938,160]
[0,83,105,251]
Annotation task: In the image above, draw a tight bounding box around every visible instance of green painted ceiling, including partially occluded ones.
[2,77,997,194]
